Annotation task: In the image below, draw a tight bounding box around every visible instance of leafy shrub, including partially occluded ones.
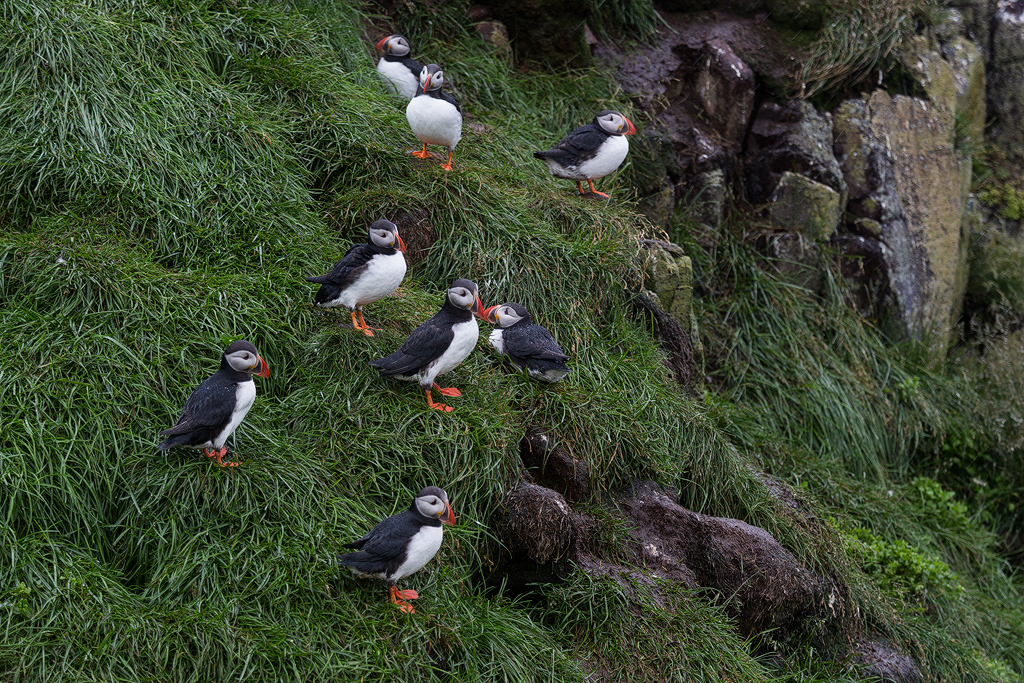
[845,528,962,605]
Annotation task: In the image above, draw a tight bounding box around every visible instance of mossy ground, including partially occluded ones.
[2,0,1023,682]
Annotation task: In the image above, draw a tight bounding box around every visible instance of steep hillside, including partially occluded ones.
[2,0,1023,682]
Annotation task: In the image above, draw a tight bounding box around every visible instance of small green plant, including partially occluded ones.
[845,527,962,604]
[907,477,973,534]
[977,185,1024,221]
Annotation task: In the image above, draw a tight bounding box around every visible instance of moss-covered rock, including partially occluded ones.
[769,171,841,241]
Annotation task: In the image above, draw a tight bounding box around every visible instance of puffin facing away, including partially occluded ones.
[305,219,407,336]
[158,340,270,467]
[369,279,485,412]
[534,110,636,198]
[339,486,455,614]
[406,64,463,171]
[482,302,571,383]
[375,35,424,101]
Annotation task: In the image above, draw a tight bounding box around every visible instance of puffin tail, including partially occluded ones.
[157,432,192,450]
[533,150,551,160]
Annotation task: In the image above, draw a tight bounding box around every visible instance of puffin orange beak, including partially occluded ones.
[396,235,407,253]
[375,36,389,52]
[481,305,499,324]
[624,117,636,136]
[422,74,432,94]
[253,355,270,379]
[472,294,485,319]
[440,501,455,525]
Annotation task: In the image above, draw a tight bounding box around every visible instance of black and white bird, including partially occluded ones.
[482,302,571,383]
[157,340,270,467]
[534,110,636,198]
[375,35,424,101]
[305,219,407,337]
[338,486,455,614]
[369,279,485,412]
[406,64,462,172]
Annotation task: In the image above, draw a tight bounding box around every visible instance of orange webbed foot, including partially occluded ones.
[399,589,419,600]
[410,144,432,159]
[425,389,455,413]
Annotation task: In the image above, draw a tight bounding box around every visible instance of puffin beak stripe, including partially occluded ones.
[472,294,485,319]
[441,501,455,525]
[481,305,499,324]
[375,36,389,51]
[624,117,636,135]
[396,235,407,253]
[253,355,270,379]
[423,74,431,93]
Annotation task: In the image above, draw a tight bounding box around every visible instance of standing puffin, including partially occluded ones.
[534,110,636,198]
[375,35,424,101]
[406,64,462,171]
[157,340,270,467]
[339,486,455,614]
[369,279,485,412]
[305,219,407,337]
[482,302,571,383]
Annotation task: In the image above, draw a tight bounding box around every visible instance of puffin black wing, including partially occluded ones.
[396,55,424,76]
[503,323,570,363]
[305,243,377,304]
[369,312,456,377]
[339,509,432,576]
[533,124,607,166]
[438,90,461,115]
[157,375,238,448]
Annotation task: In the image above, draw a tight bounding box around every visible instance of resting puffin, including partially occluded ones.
[305,219,407,337]
[369,279,485,412]
[534,110,636,198]
[375,35,424,100]
[482,302,571,383]
[157,340,270,467]
[406,64,462,171]
[339,486,455,614]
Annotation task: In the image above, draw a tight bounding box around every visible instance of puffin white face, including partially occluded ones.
[224,346,269,378]
[414,488,455,524]
[491,305,525,328]
[596,111,635,136]
[448,285,476,310]
[420,65,444,92]
[378,35,410,57]
[369,224,405,251]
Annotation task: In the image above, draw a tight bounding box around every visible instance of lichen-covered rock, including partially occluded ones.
[744,100,847,210]
[898,35,958,135]
[688,169,728,235]
[948,0,994,49]
[989,1,1024,161]
[942,36,986,150]
[766,232,823,293]
[641,239,693,324]
[485,0,591,67]
[832,92,967,347]
[769,171,841,241]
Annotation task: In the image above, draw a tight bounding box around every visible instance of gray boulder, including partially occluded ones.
[769,172,842,241]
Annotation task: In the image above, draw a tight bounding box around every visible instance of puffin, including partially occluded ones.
[369,279,485,412]
[405,64,462,171]
[534,110,636,198]
[482,302,571,383]
[338,486,455,614]
[375,34,424,101]
[157,340,270,467]
[305,219,407,337]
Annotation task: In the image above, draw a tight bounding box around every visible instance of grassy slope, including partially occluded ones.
[1,0,1022,681]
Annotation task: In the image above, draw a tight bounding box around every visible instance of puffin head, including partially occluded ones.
[447,278,485,319]
[419,64,445,94]
[223,340,270,378]
[368,219,406,253]
[375,34,411,57]
[594,110,635,136]
[481,302,532,328]
[415,486,455,525]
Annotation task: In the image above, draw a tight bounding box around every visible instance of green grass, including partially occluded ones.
[2,0,1023,681]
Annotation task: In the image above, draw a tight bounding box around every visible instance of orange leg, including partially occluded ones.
[440,150,453,172]
[587,179,610,199]
[356,310,381,333]
[411,143,432,159]
[390,585,416,613]
[205,446,241,467]
[424,389,453,413]
[432,382,461,397]
[351,310,374,337]
[576,181,585,194]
